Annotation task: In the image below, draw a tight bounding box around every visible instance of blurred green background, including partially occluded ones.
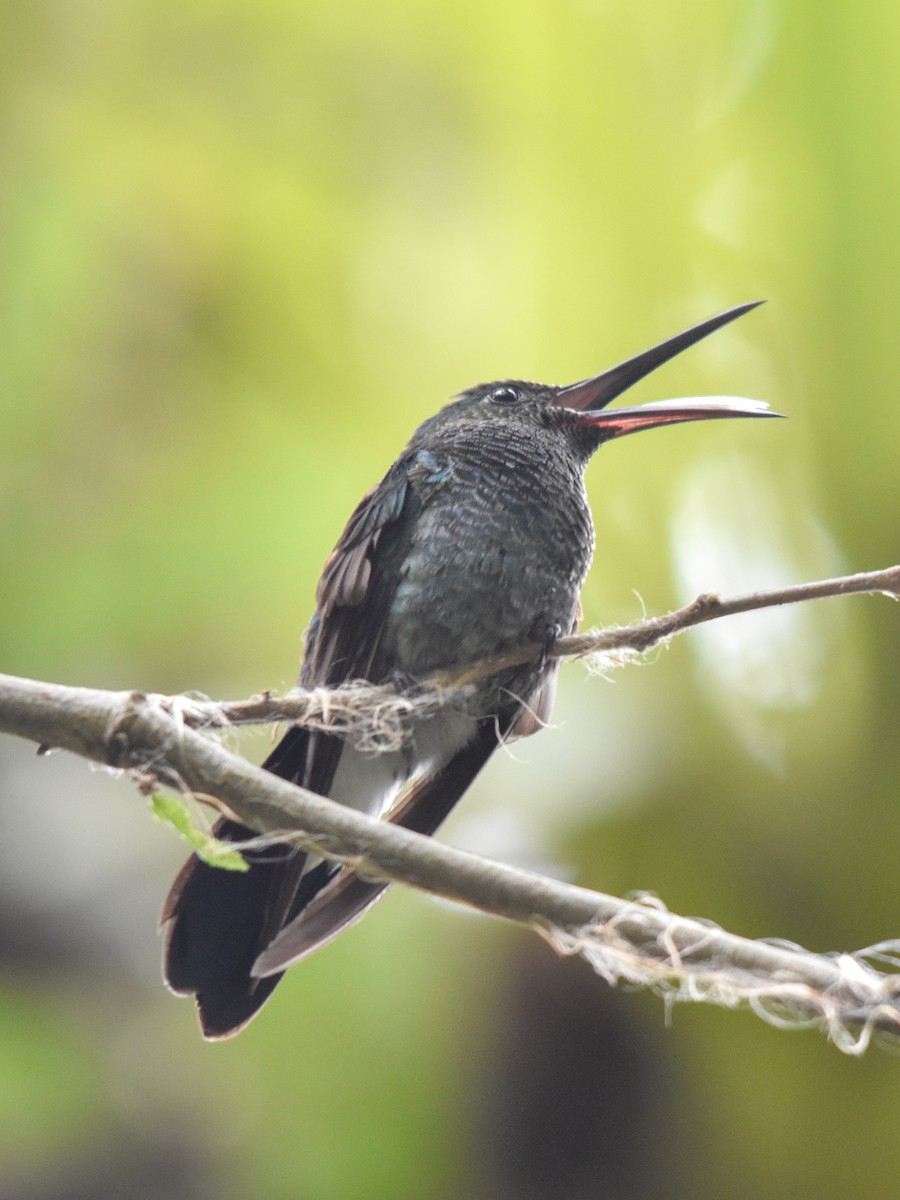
[1,1,898,1197]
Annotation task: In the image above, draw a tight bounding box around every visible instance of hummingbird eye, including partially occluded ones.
[488,385,522,405]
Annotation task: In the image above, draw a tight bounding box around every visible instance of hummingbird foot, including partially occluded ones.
[533,621,563,674]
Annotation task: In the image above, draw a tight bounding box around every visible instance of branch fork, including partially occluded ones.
[0,565,898,1052]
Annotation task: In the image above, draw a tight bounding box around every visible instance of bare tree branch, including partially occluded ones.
[0,564,898,1053]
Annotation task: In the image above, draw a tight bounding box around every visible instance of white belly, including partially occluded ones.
[327,708,478,817]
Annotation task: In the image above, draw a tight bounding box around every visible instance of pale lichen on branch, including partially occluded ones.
[540,899,900,1055]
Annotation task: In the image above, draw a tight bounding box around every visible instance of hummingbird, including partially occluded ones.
[162,301,775,1038]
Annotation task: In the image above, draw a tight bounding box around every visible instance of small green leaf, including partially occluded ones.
[150,794,249,872]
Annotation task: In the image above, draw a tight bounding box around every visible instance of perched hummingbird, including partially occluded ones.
[163,302,775,1038]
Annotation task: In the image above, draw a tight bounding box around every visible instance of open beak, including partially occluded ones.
[556,301,780,436]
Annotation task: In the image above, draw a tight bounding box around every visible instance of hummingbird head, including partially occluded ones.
[434,301,778,460]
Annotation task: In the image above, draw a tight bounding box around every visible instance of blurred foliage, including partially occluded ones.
[1,1,898,1197]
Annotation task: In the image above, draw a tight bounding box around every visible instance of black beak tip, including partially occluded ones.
[557,300,768,413]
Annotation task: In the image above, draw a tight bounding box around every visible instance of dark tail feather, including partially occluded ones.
[162,818,297,1038]
[161,726,317,1039]
[162,718,502,1037]
[252,719,502,977]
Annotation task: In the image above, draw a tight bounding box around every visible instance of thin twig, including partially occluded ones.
[428,563,900,685]
[154,565,899,752]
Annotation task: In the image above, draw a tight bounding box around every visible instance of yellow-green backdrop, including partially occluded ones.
[1,2,898,1197]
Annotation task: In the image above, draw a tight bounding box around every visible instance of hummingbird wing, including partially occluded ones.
[261,461,419,806]
[162,460,424,1038]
